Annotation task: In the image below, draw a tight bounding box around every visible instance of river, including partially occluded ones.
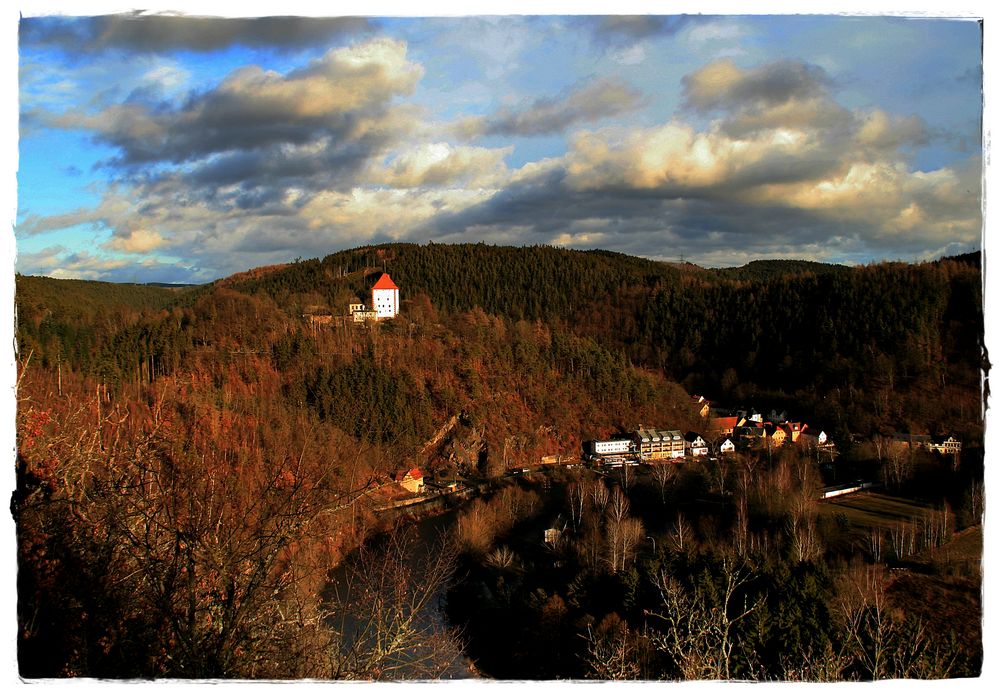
[322,506,472,679]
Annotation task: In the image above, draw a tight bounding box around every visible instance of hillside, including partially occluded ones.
[12,244,984,679]
[714,258,852,280]
[15,245,985,443]
[218,243,985,442]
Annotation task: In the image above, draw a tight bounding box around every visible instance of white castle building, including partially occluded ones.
[371,273,400,319]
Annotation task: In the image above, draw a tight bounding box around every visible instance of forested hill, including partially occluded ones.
[714,258,852,281]
[222,243,678,322]
[15,275,187,370]
[218,243,984,439]
[15,244,985,441]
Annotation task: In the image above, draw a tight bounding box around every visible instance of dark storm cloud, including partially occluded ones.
[413,139,975,266]
[682,59,832,113]
[462,78,645,137]
[19,13,373,54]
[52,38,422,184]
[418,167,681,240]
[583,15,691,47]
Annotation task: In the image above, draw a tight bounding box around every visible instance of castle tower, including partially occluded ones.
[371,273,399,319]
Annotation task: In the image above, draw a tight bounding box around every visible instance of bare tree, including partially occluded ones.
[325,527,465,680]
[606,516,644,574]
[868,528,884,564]
[589,479,610,516]
[605,486,630,525]
[883,442,913,489]
[649,462,678,507]
[668,511,693,554]
[582,614,651,679]
[566,482,587,532]
[835,564,953,679]
[968,480,985,525]
[648,557,764,680]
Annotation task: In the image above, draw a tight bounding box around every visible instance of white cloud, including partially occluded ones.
[685,20,748,44]
[368,142,512,188]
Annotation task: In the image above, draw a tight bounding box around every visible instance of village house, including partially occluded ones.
[717,438,736,455]
[780,421,806,443]
[800,429,831,450]
[394,468,425,494]
[893,433,962,455]
[931,435,962,455]
[765,423,787,447]
[684,432,709,457]
[736,422,766,446]
[347,273,400,321]
[349,303,378,322]
[710,415,739,438]
[891,432,932,449]
[691,395,711,418]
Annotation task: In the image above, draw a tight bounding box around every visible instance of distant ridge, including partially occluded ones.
[715,258,850,280]
[937,251,980,269]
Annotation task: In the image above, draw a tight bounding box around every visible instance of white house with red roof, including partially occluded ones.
[371,273,400,319]
[394,467,424,494]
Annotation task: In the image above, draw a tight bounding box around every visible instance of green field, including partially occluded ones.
[821,491,937,532]
[820,491,981,570]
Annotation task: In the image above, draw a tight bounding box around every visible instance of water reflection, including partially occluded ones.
[322,512,474,679]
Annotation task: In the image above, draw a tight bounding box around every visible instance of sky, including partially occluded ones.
[9,3,987,284]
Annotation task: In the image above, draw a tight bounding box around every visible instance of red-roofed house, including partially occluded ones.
[372,273,400,319]
[394,467,424,494]
[711,416,739,437]
[780,422,806,443]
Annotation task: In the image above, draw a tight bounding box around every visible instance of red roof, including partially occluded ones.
[372,273,399,290]
[394,467,423,482]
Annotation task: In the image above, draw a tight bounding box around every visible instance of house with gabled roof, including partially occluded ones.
[800,429,832,450]
[684,432,709,457]
[711,415,739,437]
[633,427,685,461]
[691,396,710,418]
[394,467,424,494]
[892,433,931,448]
[780,421,806,443]
[766,424,787,447]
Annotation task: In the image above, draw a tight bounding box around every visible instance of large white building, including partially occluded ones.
[371,273,400,319]
[590,438,634,457]
[634,428,685,460]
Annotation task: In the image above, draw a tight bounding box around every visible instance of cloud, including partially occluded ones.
[49,38,424,169]
[19,14,373,54]
[17,41,981,281]
[457,77,645,138]
[15,246,202,284]
[683,58,832,114]
[684,19,748,44]
[855,110,928,152]
[586,15,690,47]
[368,142,512,188]
[416,57,980,268]
[104,228,166,254]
